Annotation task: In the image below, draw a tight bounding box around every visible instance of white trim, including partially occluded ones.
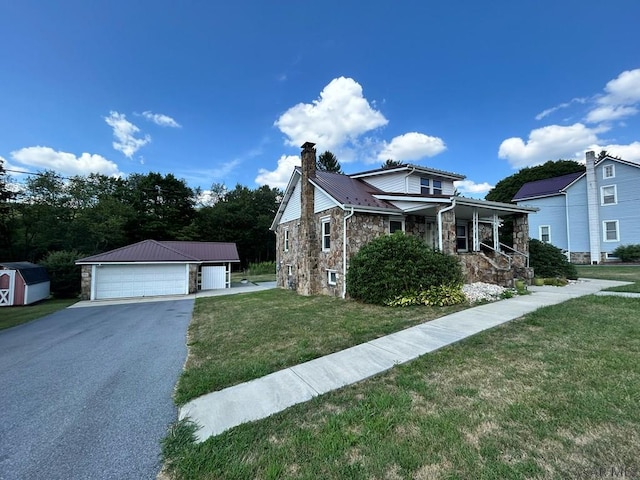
[283,227,289,252]
[539,225,551,243]
[602,220,619,242]
[286,264,293,276]
[456,223,468,252]
[327,269,337,286]
[321,216,331,252]
[602,164,615,179]
[389,216,405,234]
[342,207,355,298]
[600,185,617,205]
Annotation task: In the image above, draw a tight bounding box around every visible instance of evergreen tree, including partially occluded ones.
[316,151,343,173]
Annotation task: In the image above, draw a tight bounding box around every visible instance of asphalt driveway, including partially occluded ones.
[0,299,193,480]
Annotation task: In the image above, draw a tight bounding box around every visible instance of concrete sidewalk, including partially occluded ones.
[180,278,632,442]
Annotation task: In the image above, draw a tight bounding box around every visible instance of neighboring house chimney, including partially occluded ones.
[299,142,319,295]
[585,150,601,264]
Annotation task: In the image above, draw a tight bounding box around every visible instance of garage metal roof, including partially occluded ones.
[76,240,240,264]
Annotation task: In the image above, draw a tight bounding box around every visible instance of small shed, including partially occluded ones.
[0,262,51,307]
[76,240,241,301]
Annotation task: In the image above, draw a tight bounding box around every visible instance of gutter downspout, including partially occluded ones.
[563,191,571,261]
[404,166,416,193]
[437,198,456,251]
[342,207,355,298]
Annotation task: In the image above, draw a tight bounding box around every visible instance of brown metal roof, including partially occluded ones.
[312,171,401,211]
[76,240,240,264]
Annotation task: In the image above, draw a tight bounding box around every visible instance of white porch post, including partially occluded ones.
[472,208,479,251]
[493,214,499,251]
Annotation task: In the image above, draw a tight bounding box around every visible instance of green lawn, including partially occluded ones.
[174,289,466,405]
[0,298,78,330]
[576,264,640,292]
[164,294,640,479]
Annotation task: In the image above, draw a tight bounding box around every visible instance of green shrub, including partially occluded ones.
[246,261,276,275]
[41,250,83,298]
[612,244,640,263]
[528,239,578,280]
[346,233,464,305]
[385,284,466,307]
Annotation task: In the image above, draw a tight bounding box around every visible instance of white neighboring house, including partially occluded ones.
[513,151,640,264]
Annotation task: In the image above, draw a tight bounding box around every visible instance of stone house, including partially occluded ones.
[270,142,536,298]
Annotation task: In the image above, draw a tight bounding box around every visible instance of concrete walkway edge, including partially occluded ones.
[179,279,632,442]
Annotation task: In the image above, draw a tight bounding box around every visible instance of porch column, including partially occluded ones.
[472,208,479,251]
[439,207,457,254]
[493,214,499,251]
[512,214,529,267]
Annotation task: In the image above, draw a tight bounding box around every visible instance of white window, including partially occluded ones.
[283,228,289,252]
[389,217,405,234]
[327,270,337,286]
[456,225,468,252]
[287,265,293,276]
[603,164,615,179]
[420,177,429,195]
[539,225,551,243]
[321,217,331,251]
[601,185,617,205]
[432,180,442,195]
[603,220,619,242]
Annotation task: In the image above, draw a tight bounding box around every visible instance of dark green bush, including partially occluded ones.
[346,233,463,305]
[528,239,578,280]
[41,250,83,298]
[612,244,640,263]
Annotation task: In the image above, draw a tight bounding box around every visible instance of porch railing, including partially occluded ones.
[480,242,530,268]
[479,242,512,269]
[498,242,529,268]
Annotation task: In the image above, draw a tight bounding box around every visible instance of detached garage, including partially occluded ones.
[76,240,240,301]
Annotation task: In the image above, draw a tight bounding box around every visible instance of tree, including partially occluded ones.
[485,160,585,204]
[381,159,404,169]
[0,159,17,259]
[316,151,343,173]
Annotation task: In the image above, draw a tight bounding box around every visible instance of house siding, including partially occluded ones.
[519,195,568,250]
[363,172,407,192]
[280,179,301,224]
[314,186,337,213]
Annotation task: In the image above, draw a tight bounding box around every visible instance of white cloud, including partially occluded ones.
[589,141,640,163]
[141,111,181,128]
[498,123,604,168]
[10,146,122,177]
[255,155,300,189]
[584,68,640,123]
[274,77,388,151]
[377,132,446,161]
[535,97,587,121]
[454,180,493,196]
[105,111,151,158]
[585,105,639,123]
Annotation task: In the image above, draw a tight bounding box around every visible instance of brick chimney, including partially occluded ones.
[299,142,319,295]
[585,150,601,264]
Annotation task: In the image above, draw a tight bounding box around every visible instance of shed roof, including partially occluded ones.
[76,240,240,264]
[0,262,50,285]
[512,171,584,201]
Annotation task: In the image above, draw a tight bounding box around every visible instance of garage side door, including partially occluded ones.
[201,266,226,290]
[95,264,187,300]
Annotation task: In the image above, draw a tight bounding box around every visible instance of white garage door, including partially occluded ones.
[94,264,188,300]
[201,266,227,290]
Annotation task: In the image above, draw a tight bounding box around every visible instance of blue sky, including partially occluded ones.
[2,1,640,199]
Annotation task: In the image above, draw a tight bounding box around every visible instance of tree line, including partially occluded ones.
[0,161,281,267]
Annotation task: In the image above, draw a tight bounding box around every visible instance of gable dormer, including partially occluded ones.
[350,164,464,196]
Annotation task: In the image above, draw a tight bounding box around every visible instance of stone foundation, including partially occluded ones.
[80,265,91,300]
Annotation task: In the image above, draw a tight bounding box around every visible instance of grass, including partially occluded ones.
[164,295,640,479]
[230,272,276,284]
[576,264,640,292]
[0,297,77,330]
[174,289,466,405]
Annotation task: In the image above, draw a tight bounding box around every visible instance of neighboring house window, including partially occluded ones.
[420,177,430,195]
[601,185,617,205]
[327,270,337,286]
[389,217,405,234]
[603,164,615,179]
[321,217,331,251]
[456,225,468,252]
[432,180,442,195]
[603,220,619,242]
[283,228,289,252]
[539,225,551,243]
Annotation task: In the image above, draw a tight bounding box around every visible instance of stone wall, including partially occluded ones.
[570,251,612,264]
[80,265,91,300]
[439,207,456,254]
[512,214,529,268]
[189,264,198,293]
